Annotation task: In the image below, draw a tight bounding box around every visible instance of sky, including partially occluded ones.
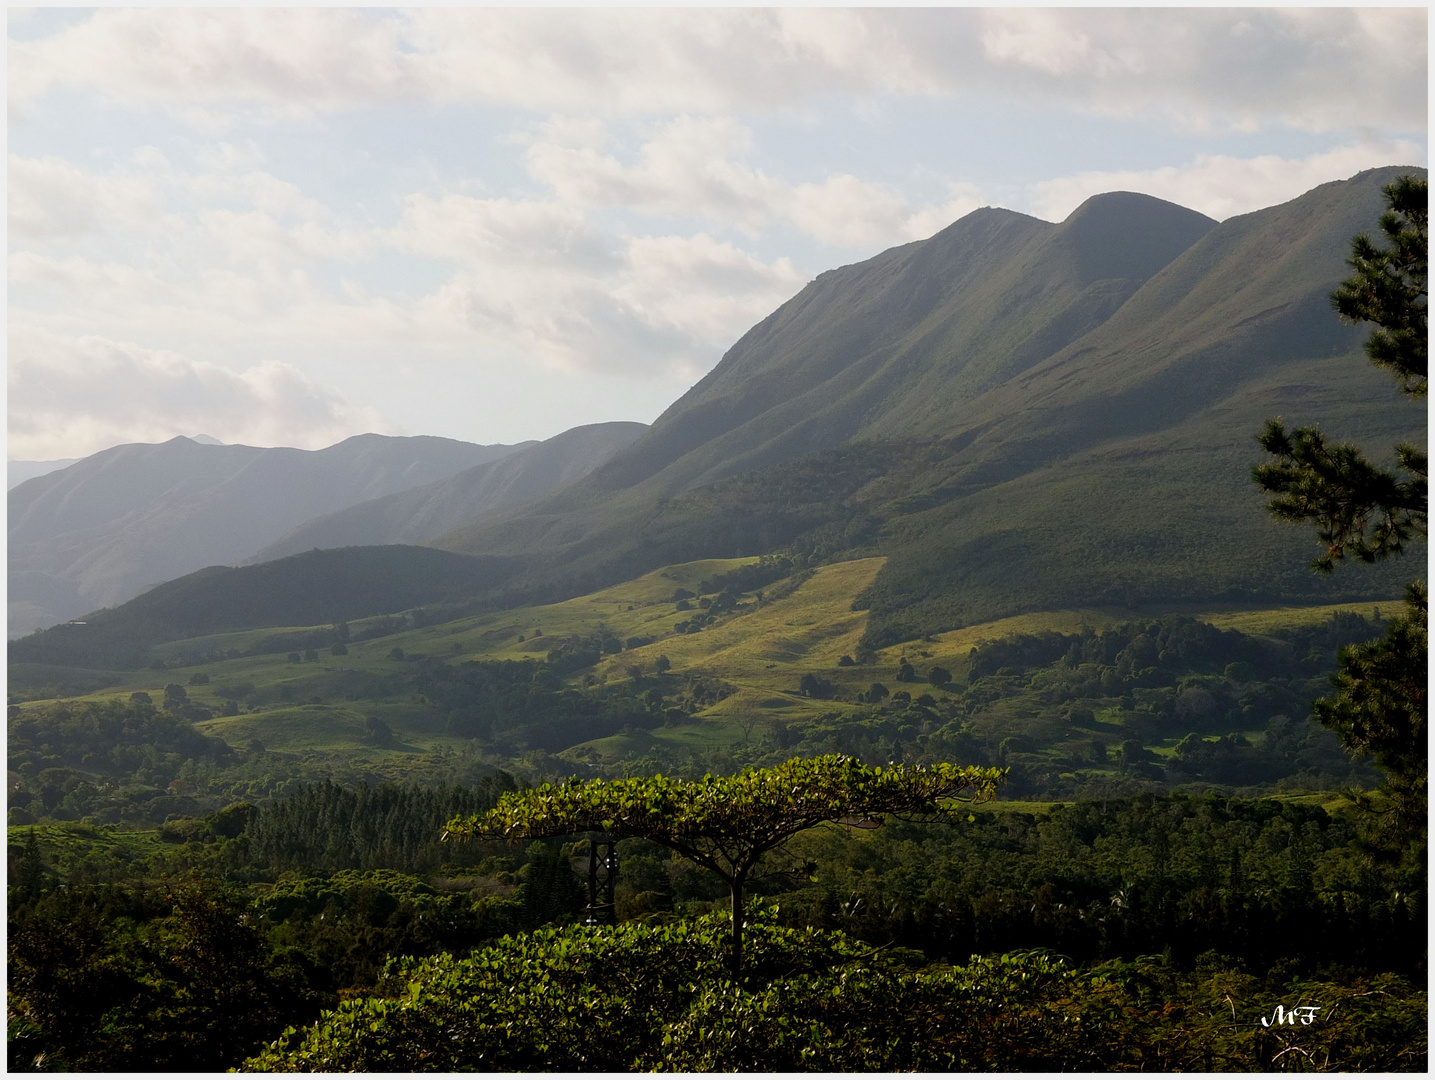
[6,6,1428,462]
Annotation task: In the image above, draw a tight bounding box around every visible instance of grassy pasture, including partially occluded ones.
[1192,599,1394,634]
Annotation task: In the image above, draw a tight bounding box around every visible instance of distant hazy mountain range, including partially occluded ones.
[8,435,225,490]
[252,422,647,563]
[8,459,82,490]
[10,167,1424,657]
[7,425,645,636]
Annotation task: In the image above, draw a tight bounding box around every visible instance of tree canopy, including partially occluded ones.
[446,755,1004,974]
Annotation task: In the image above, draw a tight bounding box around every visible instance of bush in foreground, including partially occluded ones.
[248,912,1426,1072]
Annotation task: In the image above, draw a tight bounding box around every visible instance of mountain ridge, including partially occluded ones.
[429,167,1423,638]
[251,421,648,561]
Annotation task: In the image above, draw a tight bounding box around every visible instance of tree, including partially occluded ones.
[1314,582,1427,853]
[1332,174,1427,396]
[928,665,953,689]
[13,827,47,902]
[1254,174,1427,856]
[446,755,1003,976]
[1254,176,1426,573]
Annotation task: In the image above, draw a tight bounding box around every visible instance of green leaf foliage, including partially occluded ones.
[449,756,1003,884]
[449,754,1002,974]
[245,912,1427,1072]
[1315,582,1428,858]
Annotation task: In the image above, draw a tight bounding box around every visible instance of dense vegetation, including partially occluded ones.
[6,605,1422,1072]
[246,915,1425,1072]
[8,782,1425,1071]
[6,609,1389,833]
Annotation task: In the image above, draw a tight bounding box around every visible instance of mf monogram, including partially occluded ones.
[1261,1004,1321,1028]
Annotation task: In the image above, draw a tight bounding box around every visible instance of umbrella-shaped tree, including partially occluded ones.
[446,754,1004,976]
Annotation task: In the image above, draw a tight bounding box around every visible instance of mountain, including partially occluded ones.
[576,191,1217,496]
[431,168,1423,636]
[8,458,81,490]
[8,434,527,635]
[11,169,1422,663]
[8,545,517,670]
[251,422,647,562]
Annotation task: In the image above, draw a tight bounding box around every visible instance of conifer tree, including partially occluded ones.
[1254,174,1427,857]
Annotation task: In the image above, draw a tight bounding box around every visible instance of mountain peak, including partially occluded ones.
[1062,189,1207,223]
[1055,190,1217,285]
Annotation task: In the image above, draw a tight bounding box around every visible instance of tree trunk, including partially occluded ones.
[728,873,746,980]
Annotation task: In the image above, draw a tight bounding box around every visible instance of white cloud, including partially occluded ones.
[981,10,1117,79]
[8,155,160,239]
[7,149,404,350]
[9,149,376,265]
[1028,140,1429,223]
[7,327,390,459]
[9,8,420,123]
[526,116,985,250]
[9,145,811,387]
[394,192,619,272]
[408,227,805,378]
[969,8,1427,133]
[617,234,803,348]
[10,9,1425,134]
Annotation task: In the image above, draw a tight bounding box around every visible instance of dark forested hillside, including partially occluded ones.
[8,547,517,669]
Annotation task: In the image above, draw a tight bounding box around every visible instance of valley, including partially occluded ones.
[8,552,1394,809]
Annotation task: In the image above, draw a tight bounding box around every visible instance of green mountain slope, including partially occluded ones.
[470,191,1215,504]
[12,170,1419,668]
[432,168,1422,635]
